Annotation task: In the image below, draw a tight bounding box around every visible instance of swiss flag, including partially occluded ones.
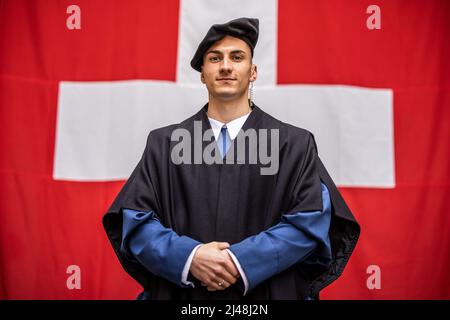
[0,0,449,299]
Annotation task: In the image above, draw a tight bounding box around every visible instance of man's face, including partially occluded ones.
[201,35,257,102]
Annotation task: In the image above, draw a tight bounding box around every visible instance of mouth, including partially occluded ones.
[216,78,236,81]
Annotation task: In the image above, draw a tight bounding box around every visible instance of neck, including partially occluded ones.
[206,94,252,124]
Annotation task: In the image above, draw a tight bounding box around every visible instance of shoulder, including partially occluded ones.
[259,108,316,149]
[145,124,177,148]
[282,122,314,142]
[259,107,313,138]
[144,112,199,148]
[282,122,318,156]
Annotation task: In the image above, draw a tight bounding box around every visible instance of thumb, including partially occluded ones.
[215,242,230,250]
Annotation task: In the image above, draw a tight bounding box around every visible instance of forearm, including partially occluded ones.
[121,209,201,286]
[228,183,332,294]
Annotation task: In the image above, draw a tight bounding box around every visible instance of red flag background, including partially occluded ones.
[0,0,449,299]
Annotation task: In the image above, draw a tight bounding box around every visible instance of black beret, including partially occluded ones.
[190,17,259,72]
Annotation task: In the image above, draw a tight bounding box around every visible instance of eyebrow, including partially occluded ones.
[206,49,247,56]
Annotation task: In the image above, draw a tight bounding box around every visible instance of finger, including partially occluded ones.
[217,269,237,285]
[213,278,230,290]
[215,242,230,250]
[220,252,240,279]
[222,254,239,283]
[206,280,222,291]
[222,259,239,279]
[219,279,230,289]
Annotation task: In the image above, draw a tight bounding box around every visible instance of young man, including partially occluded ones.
[103,17,360,300]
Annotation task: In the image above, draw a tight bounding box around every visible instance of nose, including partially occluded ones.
[219,57,233,73]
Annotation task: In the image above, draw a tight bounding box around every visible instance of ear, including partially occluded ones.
[200,72,205,84]
[250,64,257,82]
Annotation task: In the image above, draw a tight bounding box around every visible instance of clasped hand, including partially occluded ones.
[189,241,240,291]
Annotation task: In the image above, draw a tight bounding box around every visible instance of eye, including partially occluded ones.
[233,55,243,61]
[209,56,220,62]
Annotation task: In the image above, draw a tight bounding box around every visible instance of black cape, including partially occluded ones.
[103,104,360,300]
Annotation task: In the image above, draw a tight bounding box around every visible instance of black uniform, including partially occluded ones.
[103,103,360,300]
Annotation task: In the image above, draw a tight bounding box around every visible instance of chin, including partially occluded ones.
[215,89,238,99]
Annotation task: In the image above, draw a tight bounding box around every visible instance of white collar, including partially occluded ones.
[208,111,251,141]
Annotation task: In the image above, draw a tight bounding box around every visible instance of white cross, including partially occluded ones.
[54,0,394,188]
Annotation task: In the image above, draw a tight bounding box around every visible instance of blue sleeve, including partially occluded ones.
[229,182,332,293]
[120,209,201,287]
